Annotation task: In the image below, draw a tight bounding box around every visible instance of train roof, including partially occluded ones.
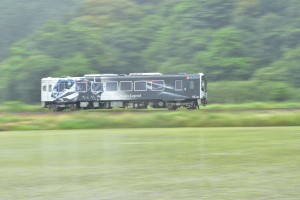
[83,72,164,77]
[42,73,204,80]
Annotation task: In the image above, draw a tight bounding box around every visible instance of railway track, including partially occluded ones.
[1,107,300,115]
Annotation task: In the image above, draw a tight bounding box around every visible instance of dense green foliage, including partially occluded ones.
[1,128,300,199]
[1,0,300,103]
[0,0,81,60]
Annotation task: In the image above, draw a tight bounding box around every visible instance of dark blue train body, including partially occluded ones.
[41,73,207,111]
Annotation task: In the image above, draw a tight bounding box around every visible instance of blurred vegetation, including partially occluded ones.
[0,0,81,61]
[1,102,300,131]
[1,0,300,103]
[0,101,44,112]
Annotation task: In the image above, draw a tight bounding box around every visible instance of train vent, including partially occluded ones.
[129,73,163,76]
[84,74,119,77]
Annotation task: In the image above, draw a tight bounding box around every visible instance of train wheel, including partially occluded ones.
[157,101,165,108]
[49,105,64,112]
[167,105,178,111]
[69,104,80,111]
[186,101,197,110]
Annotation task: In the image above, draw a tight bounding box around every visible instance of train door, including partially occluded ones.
[41,82,47,102]
[41,80,53,102]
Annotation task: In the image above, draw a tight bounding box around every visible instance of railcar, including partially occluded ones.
[41,73,207,111]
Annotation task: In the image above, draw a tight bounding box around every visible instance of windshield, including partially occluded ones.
[201,75,207,92]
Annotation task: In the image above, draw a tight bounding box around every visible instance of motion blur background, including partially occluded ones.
[2,2,300,199]
[1,0,300,104]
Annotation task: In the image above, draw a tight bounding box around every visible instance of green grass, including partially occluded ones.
[0,127,300,199]
[0,101,44,112]
[1,101,300,113]
[2,109,300,131]
[1,101,300,131]
[203,102,300,110]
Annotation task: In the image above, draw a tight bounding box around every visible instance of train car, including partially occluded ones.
[41,73,207,111]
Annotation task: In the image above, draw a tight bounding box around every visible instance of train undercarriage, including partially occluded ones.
[44,99,202,112]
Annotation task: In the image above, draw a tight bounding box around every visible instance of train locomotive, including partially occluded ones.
[41,73,207,111]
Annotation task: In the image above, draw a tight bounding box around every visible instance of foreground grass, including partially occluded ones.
[0,127,299,199]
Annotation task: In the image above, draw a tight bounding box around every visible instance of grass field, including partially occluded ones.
[0,127,300,199]
[2,101,300,130]
[2,108,300,131]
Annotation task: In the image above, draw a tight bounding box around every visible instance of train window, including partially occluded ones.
[189,81,194,89]
[152,80,164,91]
[48,85,52,92]
[58,83,65,92]
[175,80,182,91]
[134,81,147,91]
[201,81,205,91]
[106,81,118,91]
[43,85,47,91]
[120,81,132,91]
[76,82,87,92]
[92,82,103,92]
[65,80,74,89]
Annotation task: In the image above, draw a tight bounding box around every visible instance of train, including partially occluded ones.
[41,72,207,111]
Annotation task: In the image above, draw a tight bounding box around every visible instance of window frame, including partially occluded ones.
[189,81,195,90]
[175,80,182,91]
[120,81,133,91]
[91,82,103,92]
[152,80,165,91]
[134,81,147,91]
[105,81,118,92]
[57,83,65,92]
[48,85,52,92]
[75,82,88,93]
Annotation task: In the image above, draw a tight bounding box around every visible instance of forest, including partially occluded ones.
[1,0,300,104]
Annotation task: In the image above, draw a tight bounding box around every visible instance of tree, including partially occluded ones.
[254,46,300,87]
[194,27,254,81]
[0,0,81,61]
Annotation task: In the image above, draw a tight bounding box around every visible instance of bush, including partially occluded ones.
[208,81,296,104]
[0,101,43,112]
[0,101,26,112]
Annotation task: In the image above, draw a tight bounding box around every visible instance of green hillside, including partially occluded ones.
[0,0,81,60]
[1,0,300,103]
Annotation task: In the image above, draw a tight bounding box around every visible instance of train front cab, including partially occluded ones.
[41,79,50,106]
[199,73,207,106]
[41,78,57,108]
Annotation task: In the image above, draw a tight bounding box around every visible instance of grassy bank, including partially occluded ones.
[1,108,300,131]
[1,128,300,199]
[2,101,300,131]
[1,101,300,112]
